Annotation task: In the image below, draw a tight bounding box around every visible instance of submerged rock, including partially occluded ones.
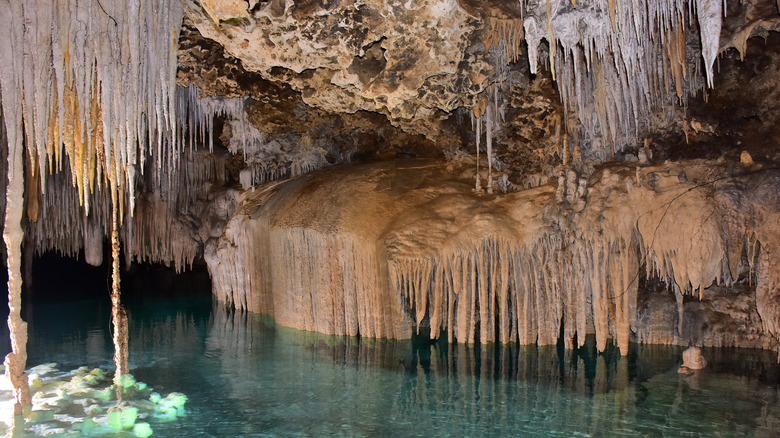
[682,347,708,370]
[677,366,695,375]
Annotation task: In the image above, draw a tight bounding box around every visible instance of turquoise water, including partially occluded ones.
[5,260,780,436]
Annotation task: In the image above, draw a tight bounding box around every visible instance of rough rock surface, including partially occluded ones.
[184,0,490,139]
[637,282,776,350]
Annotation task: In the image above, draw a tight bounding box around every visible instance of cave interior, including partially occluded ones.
[1,0,780,420]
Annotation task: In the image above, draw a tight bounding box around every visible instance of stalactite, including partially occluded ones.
[0,0,186,261]
[27,88,234,272]
[110,177,129,383]
[483,17,525,63]
[386,235,611,348]
[27,157,112,264]
[695,0,722,88]
[206,203,413,339]
[474,109,482,192]
[472,82,506,196]
[486,102,494,194]
[0,0,32,415]
[664,26,688,101]
[130,192,201,272]
[24,149,41,223]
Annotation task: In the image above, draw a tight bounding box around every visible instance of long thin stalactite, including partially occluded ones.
[110,177,129,385]
[0,0,31,415]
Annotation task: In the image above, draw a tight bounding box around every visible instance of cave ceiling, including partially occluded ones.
[0,0,778,270]
[177,0,780,176]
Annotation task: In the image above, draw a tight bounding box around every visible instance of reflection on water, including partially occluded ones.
[7,265,780,436]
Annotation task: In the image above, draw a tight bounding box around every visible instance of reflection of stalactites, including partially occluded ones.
[612,355,633,414]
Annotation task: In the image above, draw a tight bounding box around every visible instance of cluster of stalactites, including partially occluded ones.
[26,157,112,266]
[471,83,505,194]
[0,0,184,219]
[130,192,201,273]
[24,83,240,272]
[390,224,756,356]
[205,219,411,339]
[390,235,639,355]
[177,84,323,189]
[388,166,769,356]
[483,17,526,63]
[513,0,720,150]
[176,84,248,156]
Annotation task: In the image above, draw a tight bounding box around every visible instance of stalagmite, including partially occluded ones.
[575,178,587,204]
[638,147,649,165]
[681,346,707,370]
[674,284,685,337]
[565,169,577,204]
[556,172,566,203]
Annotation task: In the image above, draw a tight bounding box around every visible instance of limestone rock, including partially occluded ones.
[182,0,490,139]
[206,157,780,356]
[682,347,707,370]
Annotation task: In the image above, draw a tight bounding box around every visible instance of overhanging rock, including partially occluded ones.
[206,158,780,355]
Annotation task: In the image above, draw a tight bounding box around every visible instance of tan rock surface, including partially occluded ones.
[206,157,780,355]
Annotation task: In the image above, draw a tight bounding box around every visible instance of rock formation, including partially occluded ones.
[0,1,779,399]
[206,158,780,356]
[682,346,707,370]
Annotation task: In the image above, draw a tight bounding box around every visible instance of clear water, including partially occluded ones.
[4,260,780,437]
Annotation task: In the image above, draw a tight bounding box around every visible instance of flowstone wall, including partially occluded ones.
[205,158,780,355]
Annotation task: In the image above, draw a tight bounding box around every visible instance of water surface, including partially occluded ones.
[4,260,780,436]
